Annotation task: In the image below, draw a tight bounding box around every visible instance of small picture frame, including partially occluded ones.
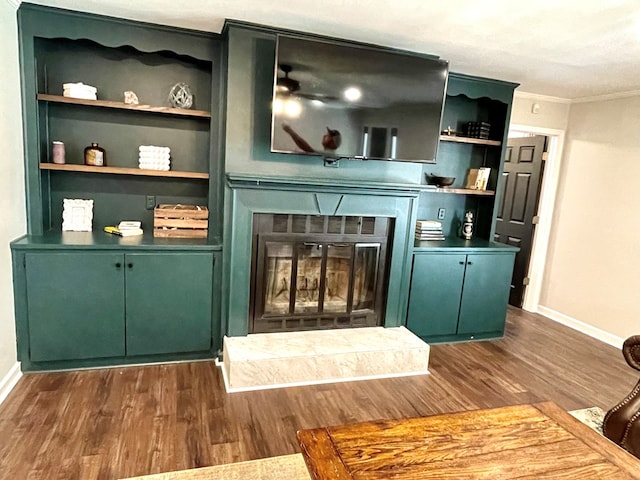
[62,199,94,232]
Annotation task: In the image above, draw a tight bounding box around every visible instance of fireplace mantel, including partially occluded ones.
[226,172,433,195]
[223,173,421,337]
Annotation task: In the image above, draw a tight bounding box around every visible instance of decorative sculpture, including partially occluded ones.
[168,82,193,109]
[124,90,139,105]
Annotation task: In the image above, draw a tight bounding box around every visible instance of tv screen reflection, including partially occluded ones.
[271,35,448,163]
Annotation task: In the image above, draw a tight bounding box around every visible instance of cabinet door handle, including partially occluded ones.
[467,261,473,266]
[459,261,465,265]
[127,263,133,269]
[115,262,122,269]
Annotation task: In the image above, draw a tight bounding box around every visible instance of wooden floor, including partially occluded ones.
[0,307,636,479]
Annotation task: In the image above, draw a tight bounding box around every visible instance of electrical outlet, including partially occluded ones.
[437,208,446,220]
[145,195,156,210]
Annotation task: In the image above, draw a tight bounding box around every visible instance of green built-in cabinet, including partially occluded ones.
[22,250,213,363]
[12,237,221,371]
[408,74,519,342]
[407,245,515,343]
[12,7,521,372]
[12,4,224,371]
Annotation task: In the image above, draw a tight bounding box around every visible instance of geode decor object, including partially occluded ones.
[169,82,193,109]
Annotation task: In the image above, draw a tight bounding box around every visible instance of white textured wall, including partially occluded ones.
[0,0,26,379]
[511,92,571,130]
[540,95,640,340]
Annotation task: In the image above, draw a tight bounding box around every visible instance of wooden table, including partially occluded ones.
[297,402,640,479]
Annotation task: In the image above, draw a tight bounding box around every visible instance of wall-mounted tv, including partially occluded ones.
[270,34,449,164]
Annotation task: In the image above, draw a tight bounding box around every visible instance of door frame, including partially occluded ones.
[507,124,565,313]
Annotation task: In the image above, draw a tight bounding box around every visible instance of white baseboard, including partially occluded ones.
[537,306,625,349]
[0,362,22,406]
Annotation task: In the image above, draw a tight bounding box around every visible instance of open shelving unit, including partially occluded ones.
[19,20,224,236]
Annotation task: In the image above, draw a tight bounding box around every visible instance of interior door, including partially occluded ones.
[494,135,546,307]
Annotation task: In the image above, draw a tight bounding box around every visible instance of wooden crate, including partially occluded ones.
[153,204,208,238]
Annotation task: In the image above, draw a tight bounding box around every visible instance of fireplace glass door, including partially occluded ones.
[251,215,390,333]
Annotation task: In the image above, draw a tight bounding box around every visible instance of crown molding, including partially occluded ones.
[5,0,21,9]
[514,91,572,104]
[571,89,640,104]
[517,89,640,105]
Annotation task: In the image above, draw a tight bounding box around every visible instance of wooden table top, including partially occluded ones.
[297,401,640,479]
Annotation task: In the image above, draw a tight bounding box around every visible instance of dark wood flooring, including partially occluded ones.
[0,307,636,479]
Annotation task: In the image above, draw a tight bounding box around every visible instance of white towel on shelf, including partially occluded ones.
[138,145,171,171]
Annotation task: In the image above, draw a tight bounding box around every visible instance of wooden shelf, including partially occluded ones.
[440,135,501,147]
[434,187,495,196]
[37,94,211,118]
[40,163,209,179]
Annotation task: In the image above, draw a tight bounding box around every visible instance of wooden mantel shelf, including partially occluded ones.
[40,163,209,179]
[37,94,211,118]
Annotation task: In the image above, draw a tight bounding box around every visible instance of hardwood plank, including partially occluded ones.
[0,308,637,479]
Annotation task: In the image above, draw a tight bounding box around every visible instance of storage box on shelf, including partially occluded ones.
[154,204,209,238]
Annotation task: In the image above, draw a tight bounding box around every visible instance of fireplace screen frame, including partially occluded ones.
[250,214,392,334]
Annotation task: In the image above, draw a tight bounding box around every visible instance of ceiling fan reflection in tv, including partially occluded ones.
[276,64,338,104]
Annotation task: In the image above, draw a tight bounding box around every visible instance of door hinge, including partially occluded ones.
[532,215,540,225]
[523,277,530,286]
[542,152,549,161]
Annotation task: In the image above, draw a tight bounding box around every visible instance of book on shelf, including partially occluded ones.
[416,220,442,229]
[118,220,141,230]
[416,235,445,242]
[104,225,143,237]
[465,167,491,190]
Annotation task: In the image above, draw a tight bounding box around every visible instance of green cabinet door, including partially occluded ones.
[125,252,214,356]
[457,253,515,335]
[406,253,466,337]
[25,252,125,362]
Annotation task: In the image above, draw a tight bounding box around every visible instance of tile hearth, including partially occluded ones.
[220,326,430,392]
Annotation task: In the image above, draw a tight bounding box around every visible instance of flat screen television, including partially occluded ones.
[271,34,449,164]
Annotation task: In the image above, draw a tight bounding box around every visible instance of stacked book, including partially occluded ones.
[415,220,445,241]
[104,221,143,237]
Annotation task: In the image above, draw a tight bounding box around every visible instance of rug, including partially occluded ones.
[121,454,310,480]
[569,406,605,435]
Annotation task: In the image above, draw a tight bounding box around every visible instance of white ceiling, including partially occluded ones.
[26,0,640,99]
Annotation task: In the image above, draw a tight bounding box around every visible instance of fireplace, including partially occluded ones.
[250,214,392,333]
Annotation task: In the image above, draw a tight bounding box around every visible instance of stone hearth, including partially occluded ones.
[219,326,430,392]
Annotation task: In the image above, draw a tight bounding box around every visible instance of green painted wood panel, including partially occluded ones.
[125,252,213,356]
[457,253,515,335]
[406,253,466,337]
[25,252,125,362]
